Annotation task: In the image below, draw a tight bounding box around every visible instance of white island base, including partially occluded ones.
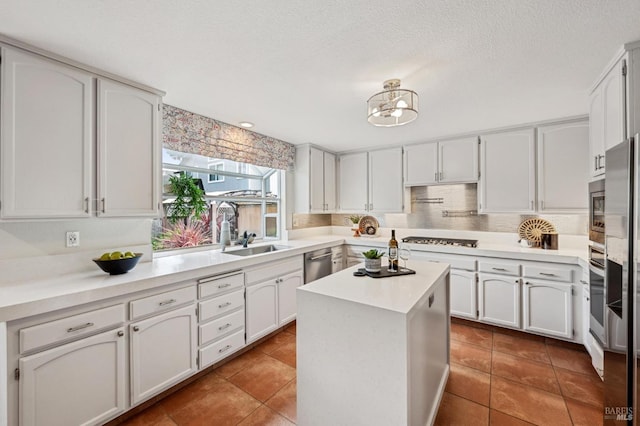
[297,261,450,426]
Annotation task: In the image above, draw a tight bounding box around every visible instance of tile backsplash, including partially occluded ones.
[326,184,587,235]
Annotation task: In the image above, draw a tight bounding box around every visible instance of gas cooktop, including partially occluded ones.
[401,236,478,248]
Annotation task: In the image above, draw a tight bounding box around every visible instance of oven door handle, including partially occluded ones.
[589,260,605,276]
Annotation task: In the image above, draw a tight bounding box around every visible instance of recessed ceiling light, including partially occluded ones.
[239,121,254,128]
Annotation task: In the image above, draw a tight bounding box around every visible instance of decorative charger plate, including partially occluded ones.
[518,218,556,244]
[358,215,380,236]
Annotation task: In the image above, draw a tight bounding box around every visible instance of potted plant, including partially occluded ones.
[362,248,385,272]
[348,214,363,237]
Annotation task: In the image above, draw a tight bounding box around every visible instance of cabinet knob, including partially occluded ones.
[133,326,140,332]
[117,330,124,337]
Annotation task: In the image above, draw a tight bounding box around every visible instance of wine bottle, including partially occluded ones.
[388,229,398,272]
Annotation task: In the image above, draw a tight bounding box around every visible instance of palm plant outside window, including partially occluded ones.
[153,148,282,251]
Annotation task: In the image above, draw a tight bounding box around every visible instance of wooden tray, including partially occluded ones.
[355,267,416,278]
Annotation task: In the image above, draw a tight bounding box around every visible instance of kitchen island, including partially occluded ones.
[297,260,450,426]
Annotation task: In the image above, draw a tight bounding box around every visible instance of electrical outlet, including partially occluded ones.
[66,231,80,247]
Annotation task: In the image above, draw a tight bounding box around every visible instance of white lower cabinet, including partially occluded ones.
[522,280,573,339]
[478,273,521,328]
[278,270,304,325]
[449,269,477,320]
[130,304,197,405]
[246,280,279,343]
[245,256,304,344]
[19,328,126,426]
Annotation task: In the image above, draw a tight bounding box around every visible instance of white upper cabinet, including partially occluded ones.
[536,120,589,213]
[339,148,403,213]
[602,59,626,150]
[404,143,438,185]
[1,47,93,218]
[294,146,336,213]
[589,89,605,176]
[479,129,535,213]
[590,54,631,177]
[97,79,160,216]
[439,137,479,183]
[368,147,403,213]
[338,152,369,212]
[0,46,162,220]
[404,137,478,186]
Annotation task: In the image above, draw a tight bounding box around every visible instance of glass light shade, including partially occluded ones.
[367,86,418,127]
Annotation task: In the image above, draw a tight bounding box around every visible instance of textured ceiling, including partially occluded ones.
[1,1,640,152]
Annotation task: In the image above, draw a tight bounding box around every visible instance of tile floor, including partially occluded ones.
[117,319,604,426]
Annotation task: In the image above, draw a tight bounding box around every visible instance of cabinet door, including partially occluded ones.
[439,137,479,184]
[537,121,589,213]
[309,147,325,212]
[603,58,626,151]
[478,273,521,328]
[278,270,304,325]
[479,129,535,213]
[19,328,126,426]
[582,286,592,354]
[589,89,605,176]
[97,78,160,217]
[449,270,477,320]
[130,304,197,405]
[324,151,337,211]
[338,152,368,211]
[1,47,92,218]
[369,147,403,213]
[404,143,438,186]
[246,280,279,343]
[522,280,573,339]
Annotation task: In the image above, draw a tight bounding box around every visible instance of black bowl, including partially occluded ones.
[93,253,143,275]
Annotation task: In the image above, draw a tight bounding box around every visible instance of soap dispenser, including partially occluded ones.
[220,213,231,248]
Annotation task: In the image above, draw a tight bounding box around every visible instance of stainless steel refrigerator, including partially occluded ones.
[603,135,638,424]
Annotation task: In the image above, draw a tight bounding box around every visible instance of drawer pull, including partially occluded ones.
[492,267,507,271]
[117,330,124,337]
[218,283,232,289]
[218,323,232,331]
[158,298,177,306]
[218,302,232,309]
[218,344,232,353]
[133,326,140,332]
[67,322,94,333]
[539,273,556,277]
[580,280,588,285]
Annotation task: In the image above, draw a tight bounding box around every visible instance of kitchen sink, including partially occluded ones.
[224,244,291,256]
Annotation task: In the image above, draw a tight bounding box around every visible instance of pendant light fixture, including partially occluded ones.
[367,79,418,127]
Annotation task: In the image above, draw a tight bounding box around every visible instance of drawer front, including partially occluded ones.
[245,256,303,285]
[478,261,521,276]
[130,286,196,320]
[199,289,244,321]
[199,330,245,369]
[198,272,244,299]
[523,265,573,282]
[427,255,476,271]
[199,309,245,346]
[20,304,125,354]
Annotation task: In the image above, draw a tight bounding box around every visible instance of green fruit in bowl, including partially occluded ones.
[99,252,111,261]
[109,251,123,260]
[124,251,135,258]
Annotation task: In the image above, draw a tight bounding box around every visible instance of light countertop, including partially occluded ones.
[298,260,450,314]
[0,232,588,322]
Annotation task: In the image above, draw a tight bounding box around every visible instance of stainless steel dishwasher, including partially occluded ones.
[304,247,333,284]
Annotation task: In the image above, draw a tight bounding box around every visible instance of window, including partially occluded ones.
[154,149,282,252]
[208,162,224,183]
